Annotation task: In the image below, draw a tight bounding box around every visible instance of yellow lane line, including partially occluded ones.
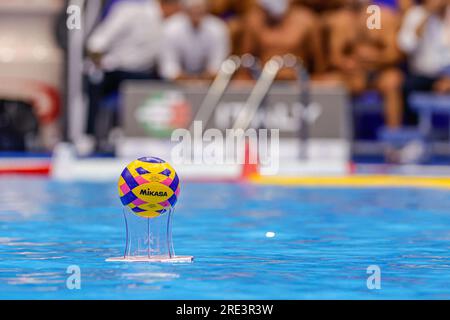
[249,175,450,189]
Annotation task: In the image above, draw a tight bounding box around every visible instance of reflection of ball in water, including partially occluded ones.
[118,157,180,218]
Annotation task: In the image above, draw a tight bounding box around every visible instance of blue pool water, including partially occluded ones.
[0,177,450,299]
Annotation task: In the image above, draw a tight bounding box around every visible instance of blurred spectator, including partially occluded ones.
[208,0,255,54]
[159,0,231,81]
[322,0,404,128]
[86,0,171,150]
[87,0,165,75]
[239,0,325,80]
[399,0,450,102]
[160,0,182,17]
[293,0,346,12]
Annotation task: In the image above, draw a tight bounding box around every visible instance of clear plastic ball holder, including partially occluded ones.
[106,206,193,263]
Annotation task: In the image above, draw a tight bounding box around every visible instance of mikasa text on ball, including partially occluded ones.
[118,157,180,218]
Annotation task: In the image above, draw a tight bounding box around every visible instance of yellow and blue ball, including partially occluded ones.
[118,157,180,218]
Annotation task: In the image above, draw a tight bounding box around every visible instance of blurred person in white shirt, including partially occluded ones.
[85,0,179,148]
[398,0,450,99]
[159,0,231,80]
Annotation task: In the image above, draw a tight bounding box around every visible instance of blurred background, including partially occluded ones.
[3,0,450,300]
[1,0,450,177]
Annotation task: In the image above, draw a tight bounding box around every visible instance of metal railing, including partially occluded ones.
[190,54,261,132]
[193,53,311,159]
[232,54,310,159]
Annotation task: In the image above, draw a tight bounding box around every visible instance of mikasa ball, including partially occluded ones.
[118,157,180,218]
